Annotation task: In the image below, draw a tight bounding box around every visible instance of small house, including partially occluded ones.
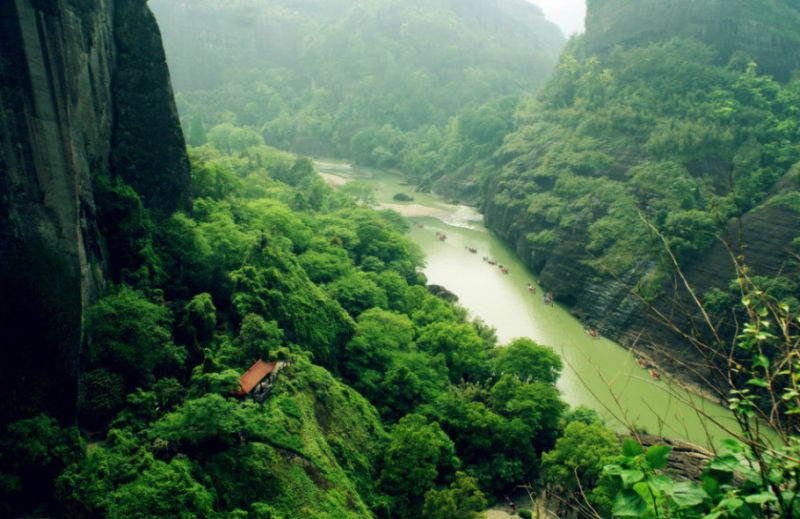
[233,359,279,401]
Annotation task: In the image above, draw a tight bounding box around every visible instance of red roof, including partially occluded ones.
[233,360,276,395]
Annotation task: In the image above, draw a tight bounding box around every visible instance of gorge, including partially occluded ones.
[1,0,798,517]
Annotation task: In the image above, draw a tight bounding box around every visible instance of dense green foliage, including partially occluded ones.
[487,37,800,280]
[149,0,563,195]
[9,1,800,517]
[2,140,581,517]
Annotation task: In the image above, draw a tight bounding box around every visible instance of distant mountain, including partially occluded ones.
[585,0,800,80]
[149,0,565,156]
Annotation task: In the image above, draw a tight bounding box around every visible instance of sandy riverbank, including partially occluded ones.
[317,170,450,218]
[377,202,450,217]
[318,171,351,187]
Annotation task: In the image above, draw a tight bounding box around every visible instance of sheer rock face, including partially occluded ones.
[585,0,800,80]
[0,0,188,425]
[112,0,191,215]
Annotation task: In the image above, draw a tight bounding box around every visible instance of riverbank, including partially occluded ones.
[314,163,744,447]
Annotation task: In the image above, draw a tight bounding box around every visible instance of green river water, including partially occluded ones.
[317,162,743,448]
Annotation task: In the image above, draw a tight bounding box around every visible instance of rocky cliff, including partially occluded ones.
[482,0,800,398]
[585,0,800,80]
[0,0,189,425]
[485,167,800,399]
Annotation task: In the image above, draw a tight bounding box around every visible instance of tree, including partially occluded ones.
[542,421,620,517]
[490,337,563,385]
[0,414,85,517]
[416,322,490,383]
[187,114,207,146]
[342,308,414,397]
[423,388,541,495]
[379,414,458,518]
[236,313,283,365]
[85,287,186,387]
[327,271,388,316]
[489,375,566,451]
[378,352,449,420]
[422,471,487,519]
[297,246,351,283]
[180,293,217,352]
[107,458,214,518]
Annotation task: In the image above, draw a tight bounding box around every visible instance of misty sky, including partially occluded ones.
[528,0,586,37]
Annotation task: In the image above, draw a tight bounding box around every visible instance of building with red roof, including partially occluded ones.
[233,360,279,400]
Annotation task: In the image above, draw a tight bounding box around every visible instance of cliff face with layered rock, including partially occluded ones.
[0,0,189,425]
[483,0,800,396]
[585,0,800,80]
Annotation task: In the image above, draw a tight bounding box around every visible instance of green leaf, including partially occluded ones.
[649,475,674,495]
[645,445,671,469]
[706,454,739,472]
[718,497,744,512]
[619,469,645,487]
[752,355,769,369]
[744,491,777,504]
[720,439,743,453]
[668,481,708,507]
[622,438,643,458]
[702,512,721,519]
[613,489,648,517]
[633,481,651,497]
[701,475,720,498]
[746,378,769,388]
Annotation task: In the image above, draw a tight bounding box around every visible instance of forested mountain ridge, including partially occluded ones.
[483,2,800,393]
[585,0,800,81]
[149,0,564,193]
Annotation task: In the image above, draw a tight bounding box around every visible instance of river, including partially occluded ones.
[317,162,741,447]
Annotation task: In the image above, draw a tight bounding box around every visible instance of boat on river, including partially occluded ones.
[467,247,477,253]
[585,329,599,338]
[649,369,661,380]
[487,259,497,265]
[353,166,744,446]
[527,283,536,293]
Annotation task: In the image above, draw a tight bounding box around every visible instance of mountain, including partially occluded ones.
[585,0,800,81]
[148,0,565,157]
[0,0,190,426]
[482,1,800,393]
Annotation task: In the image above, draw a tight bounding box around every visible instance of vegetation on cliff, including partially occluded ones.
[488,36,800,279]
[584,0,800,81]
[1,141,580,518]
